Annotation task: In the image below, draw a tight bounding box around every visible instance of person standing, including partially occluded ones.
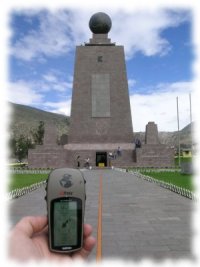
[108,152,112,167]
[117,146,122,156]
[85,157,90,168]
[76,155,80,168]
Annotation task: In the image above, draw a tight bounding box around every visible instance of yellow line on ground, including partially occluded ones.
[96,174,103,262]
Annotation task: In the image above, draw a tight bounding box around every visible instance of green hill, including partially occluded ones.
[9,102,70,140]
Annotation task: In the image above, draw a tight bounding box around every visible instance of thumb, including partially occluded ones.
[15,216,47,237]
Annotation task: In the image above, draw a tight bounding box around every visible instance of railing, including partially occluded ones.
[7,180,47,200]
[114,167,180,172]
[9,169,52,174]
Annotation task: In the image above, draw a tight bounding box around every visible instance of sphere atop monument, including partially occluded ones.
[89,12,112,34]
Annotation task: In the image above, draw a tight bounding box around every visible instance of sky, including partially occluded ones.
[7,7,194,132]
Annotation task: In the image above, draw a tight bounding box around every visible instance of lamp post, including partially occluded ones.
[189,93,193,154]
[176,96,181,168]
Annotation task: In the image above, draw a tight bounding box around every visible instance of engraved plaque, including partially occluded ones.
[91,74,110,117]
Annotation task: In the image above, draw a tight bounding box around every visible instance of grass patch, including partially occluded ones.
[140,171,194,192]
[8,173,48,191]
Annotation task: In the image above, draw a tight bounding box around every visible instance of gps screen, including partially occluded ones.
[53,200,78,247]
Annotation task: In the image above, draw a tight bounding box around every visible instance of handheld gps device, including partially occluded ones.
[46,168,86,253]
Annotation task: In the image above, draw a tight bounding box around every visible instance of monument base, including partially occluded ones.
[28,142,174,169]
[63,143,136,168]
[28,121,174,169]
[28,144,174,169]
[28,145,67,168]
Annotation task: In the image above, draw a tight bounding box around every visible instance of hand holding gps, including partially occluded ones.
[46,168,86,253]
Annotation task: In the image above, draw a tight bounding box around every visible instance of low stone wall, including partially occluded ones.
[28,146,67,168]
[136,144,174,167]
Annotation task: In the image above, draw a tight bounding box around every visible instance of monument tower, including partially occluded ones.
[68,12,133,144]
[65,12,135,166]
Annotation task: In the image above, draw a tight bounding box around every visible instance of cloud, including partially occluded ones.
[131,81,193,132]
[7,71,73,105]
[7,78,72,123]
[128,78,137,89]
[43,73,57,82]
[7,78,72,115]
[110,9,190,59]
[10,10,77,61]
[10,9,190,61]
[7,80,44,105]
[41,71,73,92]
[43,100,71,116]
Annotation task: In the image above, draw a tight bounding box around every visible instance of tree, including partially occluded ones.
[32,121,44,145]
[14,135,34,162]
[9,121,45,161]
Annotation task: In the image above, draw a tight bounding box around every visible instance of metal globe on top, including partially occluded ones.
[89,12,112,34]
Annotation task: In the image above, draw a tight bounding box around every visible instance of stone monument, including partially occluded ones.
[135,122,174,167]
[28,12,174,168]
[145,122,160,145]
[64,12,134,167]
[28,124,66,168]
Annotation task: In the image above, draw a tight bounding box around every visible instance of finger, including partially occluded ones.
[41,225,49,235]
[72,236,96,259]
[83,224,93,238]
[15,216,47,237]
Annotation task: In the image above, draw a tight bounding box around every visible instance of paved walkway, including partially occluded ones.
[9,169,193,261]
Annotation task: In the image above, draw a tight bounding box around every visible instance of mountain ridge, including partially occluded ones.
[9,102,70,140]
[9,102,193,148]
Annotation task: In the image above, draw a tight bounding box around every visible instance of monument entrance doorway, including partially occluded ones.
[96,152,107,167]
